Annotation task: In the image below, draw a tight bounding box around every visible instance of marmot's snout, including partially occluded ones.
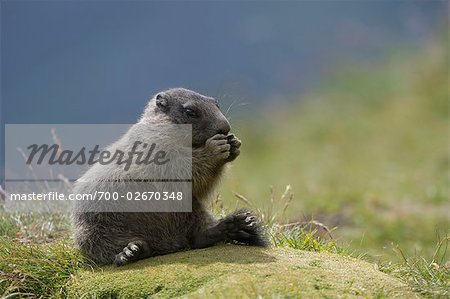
[217,117,231,135]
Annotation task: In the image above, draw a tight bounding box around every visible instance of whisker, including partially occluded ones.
[225,99,237,117]
[225,100,251,117]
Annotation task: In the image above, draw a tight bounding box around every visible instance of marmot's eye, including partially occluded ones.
[184,108,199,118]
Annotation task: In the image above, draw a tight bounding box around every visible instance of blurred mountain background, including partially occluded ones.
[1,2,446,122]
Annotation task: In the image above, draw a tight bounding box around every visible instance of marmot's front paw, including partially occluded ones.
[204,133,241,164]
[204,134,231,163]
[226,134,241,162]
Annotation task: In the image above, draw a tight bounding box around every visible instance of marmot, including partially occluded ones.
[72,88,267,266]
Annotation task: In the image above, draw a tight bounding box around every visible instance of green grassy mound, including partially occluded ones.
[69,245,416,298]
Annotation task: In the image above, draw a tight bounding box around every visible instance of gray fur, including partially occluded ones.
[72,88,267,266]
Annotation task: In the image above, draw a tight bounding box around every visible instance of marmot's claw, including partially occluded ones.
[225,134,241,162]
[223,210,269,247]
[113,241,145,267]
[245,216,256,223]
[227,135,241,148]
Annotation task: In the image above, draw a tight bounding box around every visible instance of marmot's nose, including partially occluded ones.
[217,118,231,135]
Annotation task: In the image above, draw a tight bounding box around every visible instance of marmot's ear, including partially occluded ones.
[155,93,169,110]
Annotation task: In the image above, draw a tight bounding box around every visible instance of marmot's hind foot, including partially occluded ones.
[227,210,269,247]
[113,240,150,267]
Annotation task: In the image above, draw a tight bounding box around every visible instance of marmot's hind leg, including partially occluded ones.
[190,209,268,249]
[113,240,152,266]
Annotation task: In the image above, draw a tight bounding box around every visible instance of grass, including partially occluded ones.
[0,210,71,243]
[0,238,88,298]
[0,211,83,297]
[382,237,450,298]
[0,209,448,298]
[0,209,352,298]
[68,245,416,299]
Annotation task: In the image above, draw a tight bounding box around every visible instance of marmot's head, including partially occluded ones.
[141,88,231,148]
